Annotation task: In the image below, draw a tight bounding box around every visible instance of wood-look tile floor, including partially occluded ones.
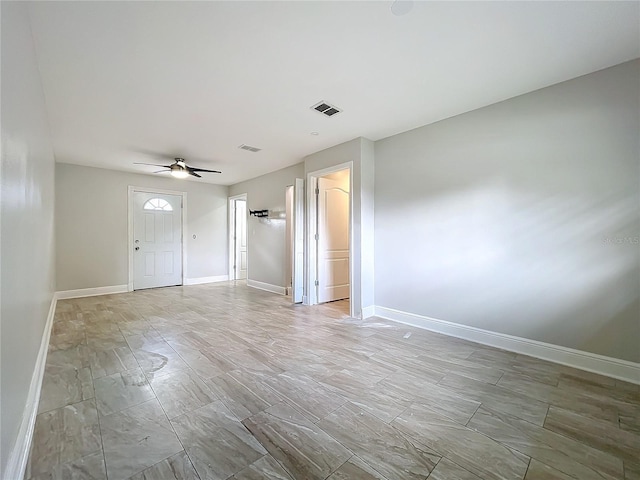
[26,282,640,480]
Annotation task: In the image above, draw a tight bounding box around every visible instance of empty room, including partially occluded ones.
[1,1,639,480]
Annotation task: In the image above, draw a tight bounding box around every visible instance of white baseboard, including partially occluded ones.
[374,306,640,385]
[362,305,376,319]
[247,279,287,295]
[3,295,56,480]
[56,284,128,299]
[184,275,229,286]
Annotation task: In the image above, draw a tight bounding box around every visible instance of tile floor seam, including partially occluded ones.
[463,401,482,428]
[425,455,444,479]
[465,412,591,478]
[34,390,96,417]
[353,453,397,480]
[314,397,351,425]
[322,454,355,480]
[402,400,534,462]
[385,398,414,425]
[522,457,532,480]
[95,379,156,418]
[92,399,109,480]
[542,403,551,428]
[535,425,627,476]
[263,452,293,480]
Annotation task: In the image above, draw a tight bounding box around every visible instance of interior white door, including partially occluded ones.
[292,178,304,303]
[317,177,350,303]
[133,192,182,290]
[234,199,247,280]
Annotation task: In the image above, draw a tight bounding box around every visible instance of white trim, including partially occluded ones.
[247,279,287,295]
[374,306,640,385]
[306,162,355,317]
[56,285,128,300]
[128,186,187,291]
[292,178,305,304]
[184,275,229,285]
[3,295,56,480]
[361,305,376,319]
[228,193,247,281]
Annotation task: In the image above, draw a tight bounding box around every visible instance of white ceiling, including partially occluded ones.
[27,1,640,185]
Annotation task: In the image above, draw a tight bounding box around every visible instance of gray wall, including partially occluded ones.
[56,164,228,291]
[375,60,640,362]
[229,163,304,288]
[360,138,375,310]
[1,2,57,473]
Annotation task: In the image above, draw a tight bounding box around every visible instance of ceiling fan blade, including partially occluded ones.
[189,168,222,173]
[153,170,170,174]
[188,171,202,178]
[134,162,172,168]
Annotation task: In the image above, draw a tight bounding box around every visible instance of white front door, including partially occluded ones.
[234,199,247,280]
[317,177,350,303]
[133,192,182,290]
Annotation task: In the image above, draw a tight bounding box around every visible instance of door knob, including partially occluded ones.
[135,247,140,251]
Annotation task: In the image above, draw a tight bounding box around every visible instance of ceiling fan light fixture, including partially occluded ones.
[171,168,189,179]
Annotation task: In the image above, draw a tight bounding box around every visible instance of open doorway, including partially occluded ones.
[285,179,305,303]
[307,165,352,315]
[229,194,247,281]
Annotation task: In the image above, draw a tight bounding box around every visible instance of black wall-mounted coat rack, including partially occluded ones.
[249,209,269,218]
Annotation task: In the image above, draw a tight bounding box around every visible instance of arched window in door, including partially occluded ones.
[143,198,173,211]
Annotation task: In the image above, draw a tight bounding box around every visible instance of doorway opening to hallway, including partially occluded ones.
[229,194,247,281]
[306,165,352,316]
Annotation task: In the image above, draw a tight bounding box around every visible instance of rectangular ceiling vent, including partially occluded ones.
[238,144,262,153]
[311,101,342,117]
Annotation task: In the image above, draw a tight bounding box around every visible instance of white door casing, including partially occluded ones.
[293,178,305,303]
[285,185,294,292]
[234,199,248,280]
[317,176,350,303]
[305,162,354,316]
[132,192,183,290]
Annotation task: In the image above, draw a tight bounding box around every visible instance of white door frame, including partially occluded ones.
[285,185,294,294]
[128,186,187,291]
[306,162,354,317]
[228,193,247,281]
[292,178,304,303]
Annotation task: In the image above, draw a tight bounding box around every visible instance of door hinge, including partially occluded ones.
[314,233,319,241]
[315,187,319,195]
[314,280,319,286]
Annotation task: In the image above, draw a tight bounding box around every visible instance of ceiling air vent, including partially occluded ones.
[238,144,262,153]
[311,101,342,117]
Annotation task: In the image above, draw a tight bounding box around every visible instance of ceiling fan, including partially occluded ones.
[134,157,221,179]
